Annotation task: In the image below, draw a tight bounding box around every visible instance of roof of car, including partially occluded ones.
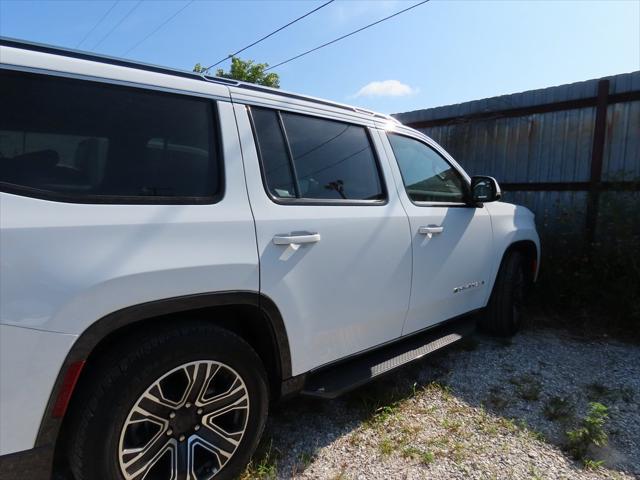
[0,36,401,125]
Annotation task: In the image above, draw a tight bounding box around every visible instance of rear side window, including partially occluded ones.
[250,107,384,202]
[250,108,297,198]
[387,133,466,203]
[0,69,220,203]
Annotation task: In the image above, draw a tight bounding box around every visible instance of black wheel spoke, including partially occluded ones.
[201,379,248,416]
[194,423,238,461]
[175,439,189,480]
[122,435,175,480]
[184,362,211,406]
[136,390,175,420]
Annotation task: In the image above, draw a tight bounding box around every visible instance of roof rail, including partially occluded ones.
[0,36,391,120]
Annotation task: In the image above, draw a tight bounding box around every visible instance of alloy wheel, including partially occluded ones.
[118,360,250,480]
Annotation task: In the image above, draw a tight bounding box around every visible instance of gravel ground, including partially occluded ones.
[241,326,640,479]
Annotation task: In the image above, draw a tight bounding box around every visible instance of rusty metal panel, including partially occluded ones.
[417,106,596,184]
[394,71,640,126]
[603,100,640,181]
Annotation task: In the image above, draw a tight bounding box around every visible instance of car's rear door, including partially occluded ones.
[234,103,412,375]
[377,128,494,336]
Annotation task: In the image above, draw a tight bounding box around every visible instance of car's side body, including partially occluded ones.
[0,38,539,477]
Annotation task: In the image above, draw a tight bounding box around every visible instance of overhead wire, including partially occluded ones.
[122,0,195,56]
[265,0,430,71]
[91,0,144,51]
[202,0,335,73]
[76,0,120,48]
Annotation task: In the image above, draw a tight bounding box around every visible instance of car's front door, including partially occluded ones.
[379,130,494,336]
[235,105,412,375]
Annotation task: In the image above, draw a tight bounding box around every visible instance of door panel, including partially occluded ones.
[377,129,494,335]
[235,105,412,375]
[402,205,493,335]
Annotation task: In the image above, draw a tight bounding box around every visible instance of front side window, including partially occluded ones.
[251,107,384,202]
[0,69,219,202]
[387,133,466,203]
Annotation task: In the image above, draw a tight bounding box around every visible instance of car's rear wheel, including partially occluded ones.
[481,250,527,337]
[68,324,268,480]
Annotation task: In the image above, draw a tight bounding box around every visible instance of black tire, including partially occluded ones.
[481,251,526,337]
[68,323,269,480]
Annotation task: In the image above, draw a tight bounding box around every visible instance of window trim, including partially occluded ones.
[0,67,225,205]
[247,105,388,206]
[386,131,472,208]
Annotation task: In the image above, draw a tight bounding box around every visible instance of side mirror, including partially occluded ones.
[470,176,501,204]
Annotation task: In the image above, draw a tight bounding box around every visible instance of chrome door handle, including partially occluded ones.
[273,232,321,245]
[418,226,444,235]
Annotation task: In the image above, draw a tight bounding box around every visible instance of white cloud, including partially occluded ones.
[353,80,418,98]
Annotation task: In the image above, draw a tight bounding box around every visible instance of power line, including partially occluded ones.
[203,0,335,73]
[122,0,195,56]
[265,0,430,71]
[91,0,144,51]
[76,0,120,48]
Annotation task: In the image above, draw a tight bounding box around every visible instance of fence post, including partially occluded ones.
[585,79,610,252]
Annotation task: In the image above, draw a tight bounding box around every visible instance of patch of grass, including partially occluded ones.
[426,434,450,449]
[378,437,395,457]
[566,402,609,460]
[485,386,510,411]
[401,446,436,465]
[240,439,279,480]
[441,418,463,433]
[528,428,546,443]
[497,417,519,433]
[421,450,435,465]
[543,396,575,422]
[425,381,453,400]
[585,383,611,400]
[448,442,467,462]
[510,374,543,401]
[479,420,499,436]
[400,423,422,437]
[585,382,634,403]
[528,465,544,480]
[583,458,605,470]
[296,451,315,470]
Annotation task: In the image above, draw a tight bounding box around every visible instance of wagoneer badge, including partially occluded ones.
[453,280,485,293]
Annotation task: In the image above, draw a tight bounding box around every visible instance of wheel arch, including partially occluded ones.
[504,239,539,285]
[36,291,291,458]
[484,238,539,308]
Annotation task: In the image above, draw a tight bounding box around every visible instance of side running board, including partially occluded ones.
[301,316,476,399]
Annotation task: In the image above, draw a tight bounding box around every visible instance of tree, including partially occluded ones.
[193,57,280,88]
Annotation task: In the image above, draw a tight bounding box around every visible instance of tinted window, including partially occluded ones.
[251,107,384,201]
[250,108,296,198]
[387,133,466,203]
[0,70,219,202]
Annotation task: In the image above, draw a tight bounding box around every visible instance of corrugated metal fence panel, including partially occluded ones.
[603,100,640,181]
[394,71,640,125]
[418,106,596,184]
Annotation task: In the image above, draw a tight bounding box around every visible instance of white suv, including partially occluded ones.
[0,38,539,480]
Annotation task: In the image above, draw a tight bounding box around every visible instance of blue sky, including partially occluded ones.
[1,0,638,114]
